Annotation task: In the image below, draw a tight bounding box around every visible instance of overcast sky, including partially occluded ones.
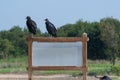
[0,0,120,32]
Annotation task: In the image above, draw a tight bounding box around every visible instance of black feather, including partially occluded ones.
[45,18,57,37]
[26,16,37,35]
[95,75,112,80]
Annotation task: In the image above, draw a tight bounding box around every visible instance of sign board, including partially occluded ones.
[32,42,82,66]
[27,33,89,80]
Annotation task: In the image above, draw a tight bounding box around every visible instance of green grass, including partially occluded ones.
[88,60,112,75]
[0,56,119,76]
[0,56,27,74]
[0,57,119,80]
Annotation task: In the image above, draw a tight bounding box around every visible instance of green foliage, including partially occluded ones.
[0,26,42,58]
[57,20,110,60]
[112,65,120,76]
[57,18,120,61]
[0,17,120,61]
[99,18,120,65]
[0,39,14,58]
[87,22,106,59]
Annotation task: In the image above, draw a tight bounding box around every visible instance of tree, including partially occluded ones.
[100,17,119,65]
[87,22,106,59]
[0,39,14,59]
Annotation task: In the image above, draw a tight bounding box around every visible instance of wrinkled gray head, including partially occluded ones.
[44,18,49,21]
[26,16,31,20]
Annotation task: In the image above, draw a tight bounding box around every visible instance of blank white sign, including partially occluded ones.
[32,42,83,67]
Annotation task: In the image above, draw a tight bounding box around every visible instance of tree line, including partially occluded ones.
[0,17,120,64]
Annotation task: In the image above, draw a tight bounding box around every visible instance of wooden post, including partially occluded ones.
[28,34,33,80]
[82,33,89,80]
[83,71,87,80]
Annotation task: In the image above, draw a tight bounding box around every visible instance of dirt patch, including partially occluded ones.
[0,74,98,80]
[0,74,119,80]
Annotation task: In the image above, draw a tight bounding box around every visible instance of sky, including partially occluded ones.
[0,0,120,32]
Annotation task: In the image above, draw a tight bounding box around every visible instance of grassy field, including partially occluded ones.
[88,60,112,75]
[0,56,120,80]
[0,56,118,76]
[0,56,27,74]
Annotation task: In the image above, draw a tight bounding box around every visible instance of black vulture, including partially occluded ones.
[95,75,112,80]
[45,18,57,37]
[26,16,37,35]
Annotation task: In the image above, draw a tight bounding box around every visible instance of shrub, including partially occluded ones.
[111,65,120,76]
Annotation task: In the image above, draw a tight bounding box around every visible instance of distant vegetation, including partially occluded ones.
[0,17,120,65]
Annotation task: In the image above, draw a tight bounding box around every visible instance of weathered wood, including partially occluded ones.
[32,66,88,71]
[28,34,33,80]
[31,37,83,42]
[82,33,89,80]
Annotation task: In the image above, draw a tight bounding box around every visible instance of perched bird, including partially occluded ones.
[45,18,57,37]
[26,16,37,35]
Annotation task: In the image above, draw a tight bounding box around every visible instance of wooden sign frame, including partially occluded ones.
[27,33,89,80]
